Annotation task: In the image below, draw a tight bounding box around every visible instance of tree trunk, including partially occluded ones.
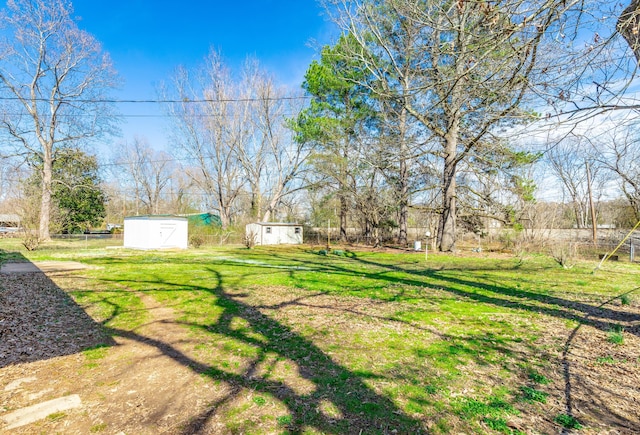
[217,185,231,228]
[572,200,584,228]
[398,155,409,247]
[339,192,348,242]
[262,208,272,223]
[438,134,458,252]
[261,193,279,223]
[39,151,53,241]
[251,185,262,220]
[219,207,230,227]
[398,105,409,247]
[339,136,349,242]
[618,0,640,63]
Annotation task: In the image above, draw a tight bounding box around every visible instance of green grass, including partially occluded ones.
[483,416,524,434]
[46,412,67,421]
[90,423,108,432]
[82,344,110,360]
[555,413,582,429]
[608,325,625,345]
[519,386,548,404]
[596,356,618,365]
[528,370,551,385]
[2,241,638,433]
[277,415,292,426]
[253,396,267,406]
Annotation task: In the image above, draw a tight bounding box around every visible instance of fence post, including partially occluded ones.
[631,242,635,263]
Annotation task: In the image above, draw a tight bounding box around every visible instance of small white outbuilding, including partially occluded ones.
[245,222,303,246]
[124,215,188,250]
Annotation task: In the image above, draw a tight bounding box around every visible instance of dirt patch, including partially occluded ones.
[0,269,237,434]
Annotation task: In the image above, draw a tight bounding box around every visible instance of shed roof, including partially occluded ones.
[0,214,20,223]
[250,222,301,227]
[125,215,187,221]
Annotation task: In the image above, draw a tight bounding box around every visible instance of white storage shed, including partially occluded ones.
[246,222,303,246]
[124,215,188,250]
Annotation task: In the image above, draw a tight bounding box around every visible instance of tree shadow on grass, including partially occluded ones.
[273,252,640,337]
[0,253,114,368]
[101,268,426,434]
[95,250,639,432]
[270,252,640,431]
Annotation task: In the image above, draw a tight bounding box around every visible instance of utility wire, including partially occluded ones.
[0,95,310,104]
[0,112,299,119]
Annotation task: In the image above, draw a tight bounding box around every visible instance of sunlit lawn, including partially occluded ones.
[2,239,638,433]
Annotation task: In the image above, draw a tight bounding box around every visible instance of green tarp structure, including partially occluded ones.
[187,213,222,227]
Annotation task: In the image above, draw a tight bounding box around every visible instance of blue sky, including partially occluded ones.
[68,0,336,150]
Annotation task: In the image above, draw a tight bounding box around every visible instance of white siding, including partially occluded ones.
[245,223,303,245]
[124,217,188,250]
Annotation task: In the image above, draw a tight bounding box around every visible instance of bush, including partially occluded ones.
[189,235,205,248]
[244,230,257,249]
[22,233,41,251]
[549,243,576,269]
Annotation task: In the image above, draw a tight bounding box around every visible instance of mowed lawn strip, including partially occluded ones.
[4,242,640,434]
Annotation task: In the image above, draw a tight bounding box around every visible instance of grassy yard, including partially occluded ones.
[1,239,639,434]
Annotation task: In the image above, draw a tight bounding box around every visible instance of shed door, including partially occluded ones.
[160,222,177,247]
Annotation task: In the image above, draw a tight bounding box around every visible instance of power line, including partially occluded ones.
[0,95,310,104]
[0,112,300,119]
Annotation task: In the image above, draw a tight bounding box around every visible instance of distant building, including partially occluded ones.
[245,222,303,245]
[124,215,188,250]
[0,214,21,233]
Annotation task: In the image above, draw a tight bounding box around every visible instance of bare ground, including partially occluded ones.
[0,265,639,434]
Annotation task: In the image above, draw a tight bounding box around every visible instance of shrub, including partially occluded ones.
[22,233,41,251]
[549,243,576,269]
[189,235,205,248]
[244,230,257,249]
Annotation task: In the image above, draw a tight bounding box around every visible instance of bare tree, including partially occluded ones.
[546,138,608,229]
[114,137,175,215]
[249,70,310,222]
[166,50,249,227]
[0,0,118,240]
[590,125,640,221]
[167,53,311,226]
